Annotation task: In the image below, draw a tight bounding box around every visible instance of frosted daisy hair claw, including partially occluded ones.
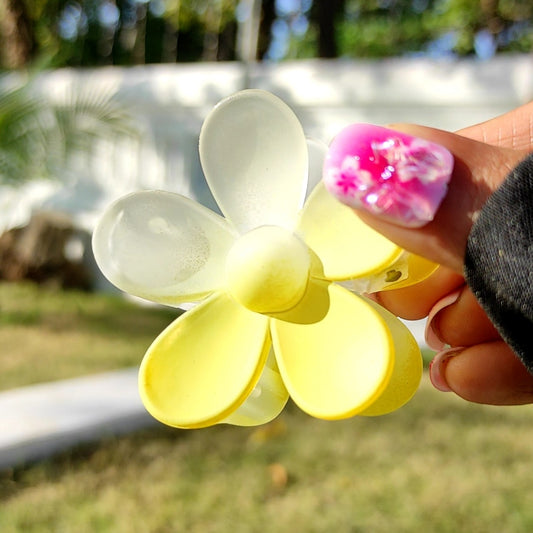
[92,90,437,429]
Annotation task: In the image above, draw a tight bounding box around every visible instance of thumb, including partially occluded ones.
[322,123,528,272]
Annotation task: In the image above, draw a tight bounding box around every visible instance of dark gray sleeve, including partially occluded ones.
[464,153,533,372]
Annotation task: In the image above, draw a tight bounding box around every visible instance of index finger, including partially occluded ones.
[372,103,533,318]
[458,101,533,150]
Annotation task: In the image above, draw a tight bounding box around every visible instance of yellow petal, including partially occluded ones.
[269,276,330,325]
[270,282,395,419]
[297,183,403,281]
[139,292,270,428]
[358,299,422,416]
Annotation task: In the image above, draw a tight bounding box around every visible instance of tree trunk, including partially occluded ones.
[0,0,35,68]
[311,0,345,58]
[257,0,276,59]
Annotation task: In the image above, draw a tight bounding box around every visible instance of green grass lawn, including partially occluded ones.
[2,281,533,532]
[3,381,533,533]
[0,281,179,391]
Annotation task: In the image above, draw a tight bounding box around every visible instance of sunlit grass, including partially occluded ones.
[2,379,533,532]
[0,281,179,391]
[2,281,533,532]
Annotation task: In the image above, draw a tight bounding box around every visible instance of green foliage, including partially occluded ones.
[1,1,532,67]
[2,0,240,67]
[292,0,533,58]
[0,73,136,184]
[338,11,434,57]
[164,0,238,32]
[0,80,47,184]
[48,79,135,159]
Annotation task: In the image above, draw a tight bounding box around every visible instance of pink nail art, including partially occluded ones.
[323,124,454,227]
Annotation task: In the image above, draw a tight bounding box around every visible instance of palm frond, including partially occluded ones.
[52,79,137,156]
[0,73,138,185]
[0,77,48,183]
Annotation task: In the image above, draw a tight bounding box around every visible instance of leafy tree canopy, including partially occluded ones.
[0,0,531,69]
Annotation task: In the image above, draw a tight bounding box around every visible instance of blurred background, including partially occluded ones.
[3,0,533,66]
[0,0,532,289]
[1,2,533,532]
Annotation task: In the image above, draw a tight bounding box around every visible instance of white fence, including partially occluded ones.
[1,54,532,236]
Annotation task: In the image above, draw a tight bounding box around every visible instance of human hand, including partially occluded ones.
[324,102,533,406]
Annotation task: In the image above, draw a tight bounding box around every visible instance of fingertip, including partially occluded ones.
[323,123,523,272]
[429,347,463,393]
[425,289,462,350]
[433,342,533,406]
[323,123,453,228]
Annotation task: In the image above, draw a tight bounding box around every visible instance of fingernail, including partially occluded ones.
[323,124,453,228]
[425,289,462,351]
[429,347,463,392]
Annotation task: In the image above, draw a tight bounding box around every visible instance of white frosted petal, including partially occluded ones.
[199,89,308,232]
[306,137,328,198]
[92,190,238,305]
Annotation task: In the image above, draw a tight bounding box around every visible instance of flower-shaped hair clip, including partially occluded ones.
[93,90,437,429]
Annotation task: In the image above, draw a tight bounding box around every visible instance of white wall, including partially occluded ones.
[2,54,532,234]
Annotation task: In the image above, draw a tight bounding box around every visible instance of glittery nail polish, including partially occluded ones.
[323,124,454,228]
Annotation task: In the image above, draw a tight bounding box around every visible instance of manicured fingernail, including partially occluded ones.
[425,289,462,351]
[429,347,463,392]
[323,124,454,227]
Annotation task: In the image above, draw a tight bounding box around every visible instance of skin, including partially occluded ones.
[353,101,533,406]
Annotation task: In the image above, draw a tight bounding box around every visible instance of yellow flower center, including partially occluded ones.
[226,225,311,314]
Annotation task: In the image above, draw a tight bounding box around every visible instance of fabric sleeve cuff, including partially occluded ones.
[464,153,533,372]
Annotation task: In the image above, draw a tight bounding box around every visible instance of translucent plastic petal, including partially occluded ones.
[92,191,238,306]
[378,253,438,292]
[221,349,289,426]
[297,183,403,281]
[305,138,328,198]
[342,252,438,294]
[139,292,270,428]
[199,89,308,233]
[359,299,422,415]
[271,282,395,419]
